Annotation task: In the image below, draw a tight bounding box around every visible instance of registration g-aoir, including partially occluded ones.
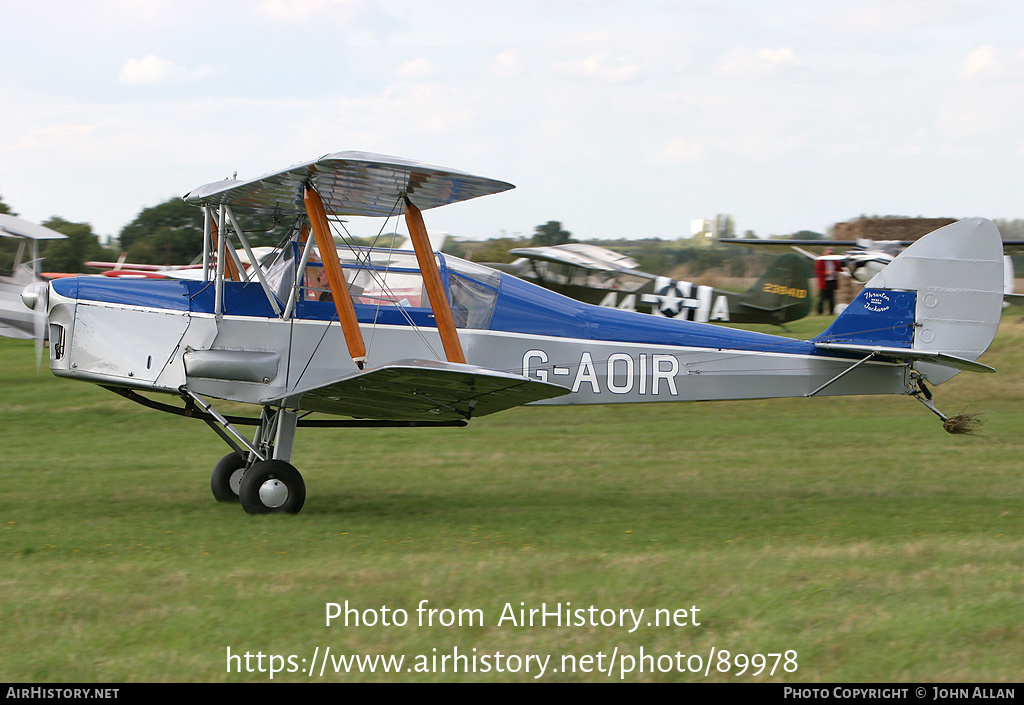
[22,151,1006,515]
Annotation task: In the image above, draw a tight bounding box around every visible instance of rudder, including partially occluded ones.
[740,253,813,323]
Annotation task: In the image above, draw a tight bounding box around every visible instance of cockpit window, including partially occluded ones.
[443,257,500,329]
[284,244,500,330]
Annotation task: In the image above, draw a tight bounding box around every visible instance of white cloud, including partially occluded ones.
[117,55,216,84]
[118,55,178,84]
[935,99,1001,139]
[492,49,526,78]
[654,137,708,165]
[11,122,104,151]
[396,57,435,81]
[836,1,959,33]
[551,52,641,83]
[259,0,365,23]
[715,46,797,81]
[961,45,998,78]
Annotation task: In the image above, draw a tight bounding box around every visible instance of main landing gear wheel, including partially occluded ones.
[211,452,247,503]
[238,460,306,515]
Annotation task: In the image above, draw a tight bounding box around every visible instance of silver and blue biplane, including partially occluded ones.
[24,152,1005,515]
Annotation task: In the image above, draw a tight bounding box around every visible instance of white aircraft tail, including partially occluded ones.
[814,218,1004,385]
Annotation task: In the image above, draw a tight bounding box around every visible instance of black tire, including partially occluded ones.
[238,460,306,515]
[211,452,247,503]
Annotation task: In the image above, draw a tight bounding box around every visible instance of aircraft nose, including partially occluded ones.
[21,281,49,312]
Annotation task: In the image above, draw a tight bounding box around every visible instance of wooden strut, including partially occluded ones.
[403,197,466,364]
[303,185,367,369]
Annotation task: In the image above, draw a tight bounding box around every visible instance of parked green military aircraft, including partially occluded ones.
[494,243,812,325]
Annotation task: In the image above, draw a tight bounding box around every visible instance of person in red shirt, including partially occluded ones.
[815,248,842,315]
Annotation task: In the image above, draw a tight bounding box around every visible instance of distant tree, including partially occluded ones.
[695,248,728,273]
[609,239,699,275]
[994,219,1024,240]
[791,230,825,240]
[119,197,293,265]
[713,214,735,239]
[118,198,204,265]
[39,217,116,273]
[0,197,18,270]
[441,238,467,259]
[532,221,572,247]
[461,237,530,264]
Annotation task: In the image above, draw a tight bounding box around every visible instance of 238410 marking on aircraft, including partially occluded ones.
[760,283,808,298]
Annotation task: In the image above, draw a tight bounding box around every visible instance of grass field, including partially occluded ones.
[1,312,1022,682]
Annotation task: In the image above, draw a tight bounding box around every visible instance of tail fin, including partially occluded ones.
[739,253,813,323]
[813,218,1003,385]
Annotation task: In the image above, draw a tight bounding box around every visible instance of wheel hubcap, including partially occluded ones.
[258,479,289,508]
[229,469,244,495]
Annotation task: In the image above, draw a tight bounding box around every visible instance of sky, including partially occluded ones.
[3,0,1024,244]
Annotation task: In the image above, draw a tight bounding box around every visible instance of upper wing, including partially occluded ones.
[0,214,67,240]
[265,359,570,421]
[507,243,640,271]
[719,238,861,256]
[183,151,514,218]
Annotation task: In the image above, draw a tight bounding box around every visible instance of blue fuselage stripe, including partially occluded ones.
[51,275,822,355]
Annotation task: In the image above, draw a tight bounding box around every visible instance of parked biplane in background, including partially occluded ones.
[720,235,904,283]
[74,247,279,281]
[24,152,1005,516]
[78,234,445,283]
[721,233,1023,304]
[494,243,812,325]
[0,214,66,341]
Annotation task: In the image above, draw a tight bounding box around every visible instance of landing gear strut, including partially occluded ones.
[191,390,306,515]
[108,385,464,516]
[910,372,984,436]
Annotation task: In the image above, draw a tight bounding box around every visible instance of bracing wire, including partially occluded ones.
[300,187,444,365]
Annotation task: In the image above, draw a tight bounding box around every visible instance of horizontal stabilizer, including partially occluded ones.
[814,342,995,374]
[266,359,569,421]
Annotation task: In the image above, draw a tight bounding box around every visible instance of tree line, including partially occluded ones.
[2,192,1020,278]
[0,194,293,273]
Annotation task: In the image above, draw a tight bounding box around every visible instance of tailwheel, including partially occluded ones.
[239,460,306,515]
[211,452,247,503]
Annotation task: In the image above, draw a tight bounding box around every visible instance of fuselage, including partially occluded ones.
[44,250,908,417]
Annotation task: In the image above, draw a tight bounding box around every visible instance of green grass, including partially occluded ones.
[1,312,1022,682]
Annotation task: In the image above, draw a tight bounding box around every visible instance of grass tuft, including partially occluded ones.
[942,410,985,436]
